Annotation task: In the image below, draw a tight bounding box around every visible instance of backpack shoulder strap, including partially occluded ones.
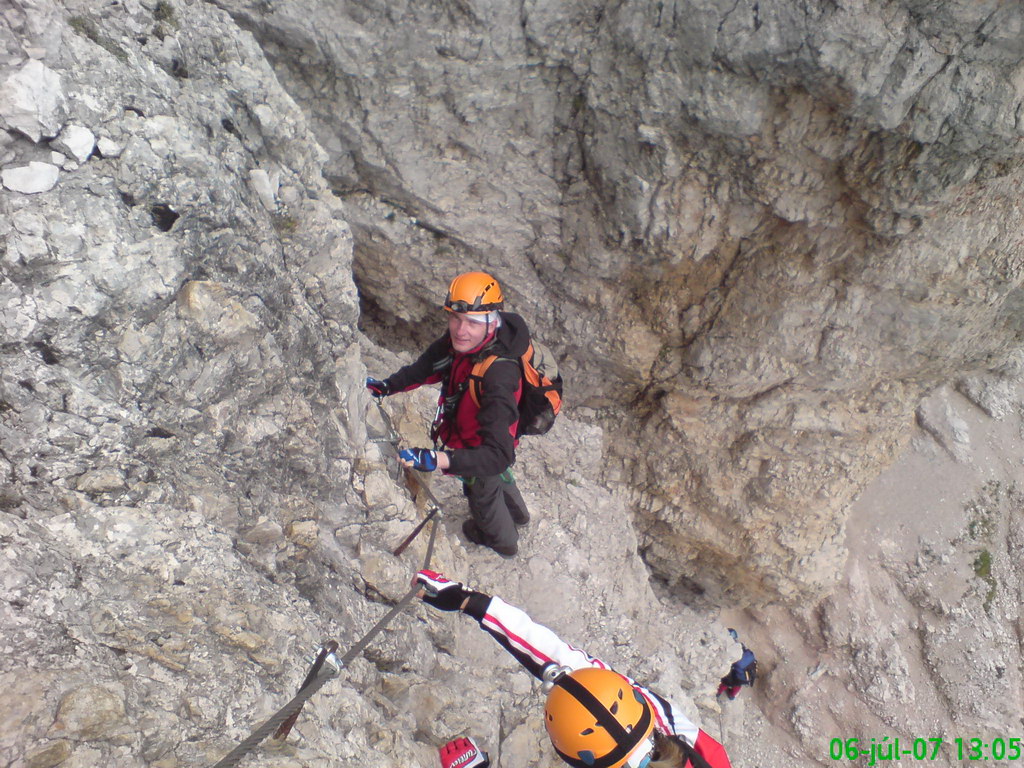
[467,354,520,408]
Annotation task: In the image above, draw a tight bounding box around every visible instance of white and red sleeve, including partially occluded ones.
[472,595,610,678]
[468,595,731,767]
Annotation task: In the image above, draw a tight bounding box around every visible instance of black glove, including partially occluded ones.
[366,377,391,397]
[414,569,469,612]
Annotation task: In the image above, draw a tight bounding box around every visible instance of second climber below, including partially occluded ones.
[413,569,733,768]
[366,271,531,557]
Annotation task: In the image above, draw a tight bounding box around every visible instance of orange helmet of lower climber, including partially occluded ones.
[443,271,504,314]
[544,667,656,768]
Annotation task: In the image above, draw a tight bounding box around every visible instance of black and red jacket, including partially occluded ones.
[384,312,531,478]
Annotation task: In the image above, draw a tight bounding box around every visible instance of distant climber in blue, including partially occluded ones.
[716,629,757,701]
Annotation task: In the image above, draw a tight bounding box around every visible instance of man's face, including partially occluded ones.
[448,312,489,353]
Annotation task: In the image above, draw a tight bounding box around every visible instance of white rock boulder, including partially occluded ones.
[0,60,66,142]
[1,161,59,193]
[96,136,123,158]
[52,124,95,163]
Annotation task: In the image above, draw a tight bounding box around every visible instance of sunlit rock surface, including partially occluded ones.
[4,0,1024,766]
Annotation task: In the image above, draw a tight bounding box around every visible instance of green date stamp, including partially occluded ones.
[830,737,1023,764]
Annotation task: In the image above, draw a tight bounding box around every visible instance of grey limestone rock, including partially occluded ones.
[0,59,66,142]
[1,159,59,192]
[4,0,1024,766]
[218,0,1024,603]
[51,124,95,163]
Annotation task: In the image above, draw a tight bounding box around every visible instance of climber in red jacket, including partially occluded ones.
[366,271,531,557]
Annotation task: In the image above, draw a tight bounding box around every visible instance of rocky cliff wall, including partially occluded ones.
[210,0,1024,601]
[4,1,1024,767]
[1,2,728,767]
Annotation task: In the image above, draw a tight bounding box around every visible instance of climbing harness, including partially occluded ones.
[430,380,464,446]
[207,399,446,768]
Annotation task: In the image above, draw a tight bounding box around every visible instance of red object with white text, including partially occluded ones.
[439,737,490,768]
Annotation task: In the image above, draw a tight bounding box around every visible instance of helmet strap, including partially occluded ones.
[551,675,653,768]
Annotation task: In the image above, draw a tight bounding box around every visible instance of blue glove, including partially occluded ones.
[399,447,438,472]
[366,377,391,397]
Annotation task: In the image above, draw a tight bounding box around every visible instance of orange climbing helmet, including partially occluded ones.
[544,667,656,768]
[443,271,504,314]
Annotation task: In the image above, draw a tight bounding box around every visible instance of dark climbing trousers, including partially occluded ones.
[462,471,529,551]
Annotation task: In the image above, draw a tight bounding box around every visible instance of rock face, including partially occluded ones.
[738,383,1024,766]
[1,2,726,767]
[210,0,1024,602]
[5,0,1024,766]
[0,1,372,766]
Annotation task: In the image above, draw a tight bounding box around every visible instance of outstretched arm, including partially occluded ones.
[413,570,602,678]
[465,594,605,679]
[411,571,714,754]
